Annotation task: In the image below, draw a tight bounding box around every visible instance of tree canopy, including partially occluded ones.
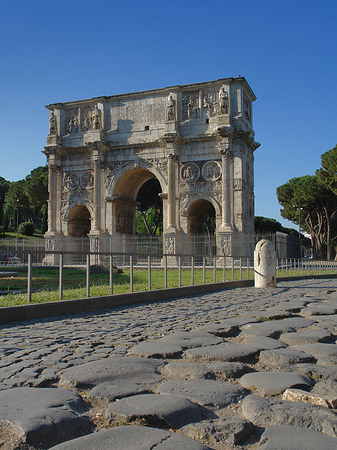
[277,146,337,259]
[2,165,48,233]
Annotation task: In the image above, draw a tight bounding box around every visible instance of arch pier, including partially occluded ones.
[43,77,259,266]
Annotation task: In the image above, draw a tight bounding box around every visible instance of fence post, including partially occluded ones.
[202,257,206,284]
[130,255,134,292]
[27,253,32,303]
[178,256,182,287]
[231,257,234,281]
[148,255,151,291]
[164,255,167,289]
[213,256,216,282]
[191,256,194,285]
[223,256,226,282]
[59,253,63,300]
[247,257,249,280]
[109,254,113,295]
[86,254,90,297]
[239,257,242,280]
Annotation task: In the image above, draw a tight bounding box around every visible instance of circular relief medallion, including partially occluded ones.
[180,163,200,183]
[80,171,94,189]
[202,161,222,181]
[64,172,79,190]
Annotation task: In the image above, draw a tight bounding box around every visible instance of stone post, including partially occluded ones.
[254,239,277,287]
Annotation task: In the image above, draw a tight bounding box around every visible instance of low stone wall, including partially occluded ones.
[0,280,253,324]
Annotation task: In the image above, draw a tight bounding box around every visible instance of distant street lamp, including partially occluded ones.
[16,199,19,240]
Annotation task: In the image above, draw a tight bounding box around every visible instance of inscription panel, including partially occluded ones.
[109,97,166,128]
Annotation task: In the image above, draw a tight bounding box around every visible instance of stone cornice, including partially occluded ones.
[46,76,256,109]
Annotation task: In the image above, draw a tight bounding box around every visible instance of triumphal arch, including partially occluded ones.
[43,77,259,264]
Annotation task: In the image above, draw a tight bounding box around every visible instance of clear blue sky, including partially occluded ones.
[1,0,336,229]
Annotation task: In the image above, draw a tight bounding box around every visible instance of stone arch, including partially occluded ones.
[67,204,91,237]
[182,194,221,218]
[107,167,166,240]
[108,163,167,199]
[186,198,218,235]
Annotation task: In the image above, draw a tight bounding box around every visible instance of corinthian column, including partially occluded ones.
[167,153,176,229]
[92,153,100,232]
[220,143,233,231]
[47,151,57,233]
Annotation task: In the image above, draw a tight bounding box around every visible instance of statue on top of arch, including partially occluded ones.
[166,94,175,121]
[218,85,229,115]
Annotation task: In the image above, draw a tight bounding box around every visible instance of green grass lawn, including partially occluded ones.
[1,263,333,307]
[0,265,254,307]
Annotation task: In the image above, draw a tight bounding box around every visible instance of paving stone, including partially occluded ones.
[276,300,309,311]
[59,356,163,389]
[157,379,246,407]
[241,394,337,437]
[312,379,337,397]
[300,306,337,317]
[259,348,316,366]
[279,329,333,345]
[277,317,317,328]
[181,417,254,447]
[291,363,337,381]
[0,387,90,446]
[49,425,212,449]
[282,388,337,408]
[128,331,223,358]
[241,335,287,350]
[258,425,337,450]
[161,331,223,348]
[309,314,337,323]
[88,381,149,403]
[185,343,259,362]
[162,361,252,380]
[243,310,293,320]
[105,393,202,429]
[293,343,337,360]
[221,317,259,327]
[240,322,295,338]
[193,323,239,337]
[128,340,184,358]
[240,371,312,396]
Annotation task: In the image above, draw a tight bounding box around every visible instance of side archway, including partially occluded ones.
[67,205,91,237]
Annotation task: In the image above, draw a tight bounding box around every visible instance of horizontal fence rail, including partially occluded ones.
[0,249,337,305]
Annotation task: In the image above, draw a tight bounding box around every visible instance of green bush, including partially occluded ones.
[0,226,4,236]
[18,222,35,236]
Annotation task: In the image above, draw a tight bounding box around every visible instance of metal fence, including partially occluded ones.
[1,247,336,303]
[0,231,301,265]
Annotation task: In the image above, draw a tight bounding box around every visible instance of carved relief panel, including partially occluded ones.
[182,91,200,120]
[116,208,133,234]
[202,85,229,117]
[65,108,80,135]
[80,104,102,131]
[180,163,200,183]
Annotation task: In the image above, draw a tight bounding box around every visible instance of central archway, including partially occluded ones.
[109,168,164,256]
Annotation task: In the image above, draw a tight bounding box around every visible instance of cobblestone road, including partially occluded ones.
[1,278,337,449]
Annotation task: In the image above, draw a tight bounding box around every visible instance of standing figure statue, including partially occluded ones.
[49,110,57,135]
[92,104,102,130]
[218,86,229,115]
[166,94,175,121]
